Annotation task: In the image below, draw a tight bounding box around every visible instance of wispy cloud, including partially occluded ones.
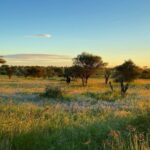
[4,54,72,66]
[25,34,52,39]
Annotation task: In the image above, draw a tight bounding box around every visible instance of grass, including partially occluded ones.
[0,76,150,149]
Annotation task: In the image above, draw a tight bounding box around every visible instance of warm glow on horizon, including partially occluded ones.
[2,53,150,68]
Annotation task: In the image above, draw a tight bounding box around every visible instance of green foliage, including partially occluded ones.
[0,75,150,149]
[140,68,150,79]
[130,109,150,133]
[42,86,63,98]
[73,52,106,85]
[0,103,149,150]
[104,130,150,150]
[113,60,140,82]
[84,91,122,101]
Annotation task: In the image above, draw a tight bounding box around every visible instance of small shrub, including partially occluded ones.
[42,86,63,98]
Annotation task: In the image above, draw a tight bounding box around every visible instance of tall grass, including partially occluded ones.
[0,77,150,149]
[0,102,149,150]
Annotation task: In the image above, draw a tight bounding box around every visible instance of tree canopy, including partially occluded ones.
[113,60,140,82]
[73,52,106,85]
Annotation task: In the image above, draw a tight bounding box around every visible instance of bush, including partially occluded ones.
[42,86,63,98]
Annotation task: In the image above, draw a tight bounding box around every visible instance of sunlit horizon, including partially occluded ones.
[1,52,149,67]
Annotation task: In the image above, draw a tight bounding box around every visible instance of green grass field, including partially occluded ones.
[0,76,150,150]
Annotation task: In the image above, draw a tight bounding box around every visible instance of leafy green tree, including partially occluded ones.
[113,60,140,96]
[73,52,106,86]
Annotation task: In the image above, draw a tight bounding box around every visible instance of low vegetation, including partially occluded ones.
[0,76,149,150]
[41,86,63,99]
[0,53,150,149]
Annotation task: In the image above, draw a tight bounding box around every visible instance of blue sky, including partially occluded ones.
[0,0,150,66]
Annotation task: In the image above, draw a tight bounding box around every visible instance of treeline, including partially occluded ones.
[0,52,150,96]
[0,65,65,79]
[0,65,106,79]
[0,64,149,80]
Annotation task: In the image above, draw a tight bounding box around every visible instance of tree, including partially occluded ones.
[66,76,71,85]
[113,60,140,96]
[24,66,46,78]
[140,67,150,79]
[73,52,106,86]
[6,66,13,79]
[46,67,55,78]
[0,65,14,79]
[104,68,111,84]
[53,67,64,77]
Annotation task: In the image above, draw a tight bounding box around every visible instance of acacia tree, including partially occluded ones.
[113,60,140,96]
[73,52,106,86]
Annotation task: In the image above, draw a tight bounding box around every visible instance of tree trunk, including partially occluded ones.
[85,77,88,86]
[109,81,113,92]
[105,74,110,84]
[81,78,85,86]
[8,75,12,79]
[105,77,109,84]
[120,80,129,96]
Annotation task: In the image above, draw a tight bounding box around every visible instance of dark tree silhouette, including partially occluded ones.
[1,65,14,79]
[140,67,150,79]
[73,52,106,86]
[6,66,13,79]
[113,60,140,96]
[66,76,71,85]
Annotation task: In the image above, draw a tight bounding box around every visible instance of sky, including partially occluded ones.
[0,0,150,66]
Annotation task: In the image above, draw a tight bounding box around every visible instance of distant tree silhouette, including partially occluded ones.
[140,67,150,79]
[73,52,106,86]
[66,76,71,85]
[6,66,13,79]
[46,67,55,78]
[113,60,140,96]
[0,65,14,79]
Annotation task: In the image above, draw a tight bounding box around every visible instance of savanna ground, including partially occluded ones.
[0,76,150,150]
